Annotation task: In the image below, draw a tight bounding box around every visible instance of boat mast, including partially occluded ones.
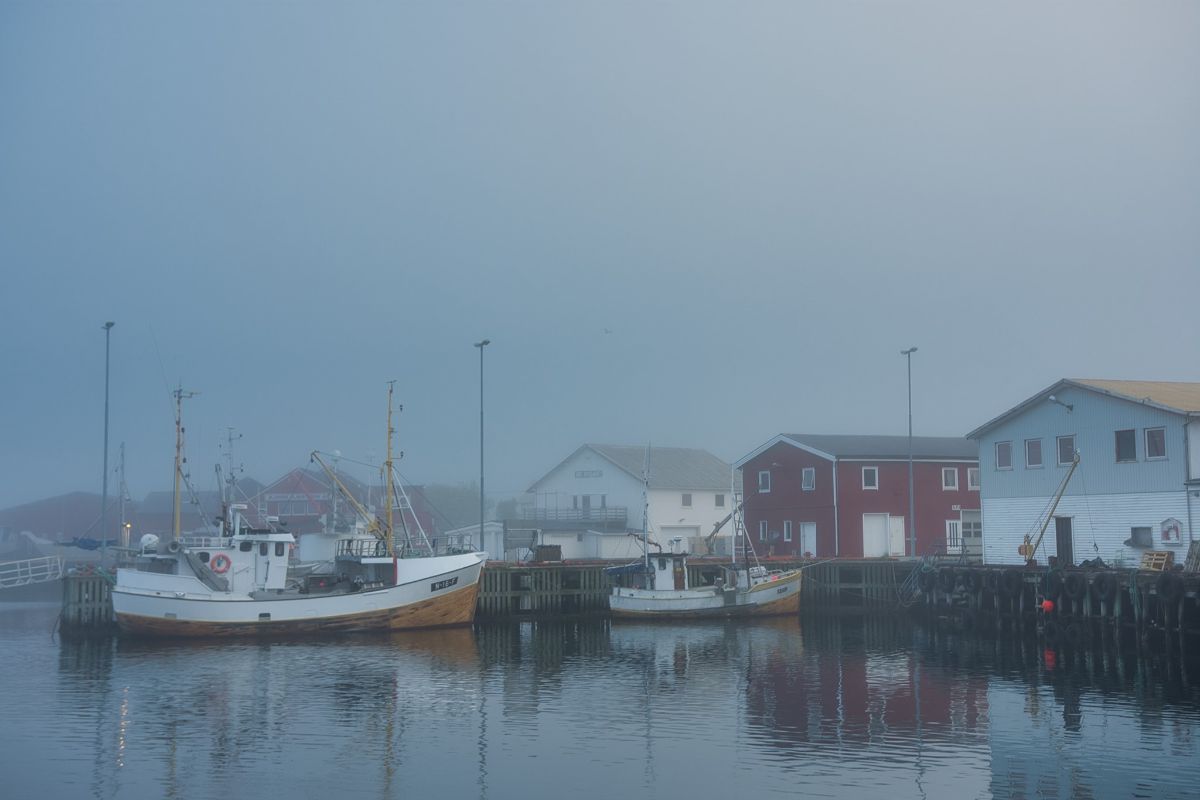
[118,441,128,548]
[730,464,736,568]
[171,385,198,541]
[385,381,396,558]
[642,444,650,577]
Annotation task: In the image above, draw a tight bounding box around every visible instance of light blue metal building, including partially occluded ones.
[966,379,1200,566]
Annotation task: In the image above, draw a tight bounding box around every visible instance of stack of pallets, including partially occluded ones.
[1140,550,1175,571]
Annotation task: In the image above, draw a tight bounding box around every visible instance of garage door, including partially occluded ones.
[863,514,889,557]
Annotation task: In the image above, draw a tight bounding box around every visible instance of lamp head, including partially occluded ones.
[901,346,917,356]
[474,339,491,348]
[1047,394,1073,412]
[103,321,115,330]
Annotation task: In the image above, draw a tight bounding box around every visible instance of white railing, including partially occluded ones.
[0,556,65,589]
[180,536,226,550]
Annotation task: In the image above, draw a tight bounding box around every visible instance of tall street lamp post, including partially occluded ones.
[101,321,115,565]
[474,339,491,551]
[901,346,918,557]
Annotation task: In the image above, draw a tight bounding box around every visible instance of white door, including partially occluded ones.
[254,543,270,588]
[863,513,889,557]
[800,522,817,557]
[945,520,962,555]
[961,511,982,560]
[888,516,906,556]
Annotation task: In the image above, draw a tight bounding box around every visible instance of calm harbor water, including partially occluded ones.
[2,602,1199,800]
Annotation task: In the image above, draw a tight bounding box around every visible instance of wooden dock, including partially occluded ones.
[57,558,1200,647]
[58,570,116,634]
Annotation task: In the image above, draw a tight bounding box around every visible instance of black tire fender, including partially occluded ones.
[1063,572,1086,600]
[937,567,956,592]
[1156,571,1184,603]
[1000,568,1023,597]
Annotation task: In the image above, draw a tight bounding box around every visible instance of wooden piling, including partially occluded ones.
[59,572,116,634]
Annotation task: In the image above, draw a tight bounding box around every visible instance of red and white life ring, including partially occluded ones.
[210,553,232,574]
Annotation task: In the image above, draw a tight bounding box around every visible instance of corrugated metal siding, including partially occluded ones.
[977,384,1188,499]
[981,491,1190,566]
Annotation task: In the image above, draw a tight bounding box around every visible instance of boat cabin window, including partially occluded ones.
[259,542,269,556]
[275,542,286,557]
[198,551,210,563]
[239,541,253,552]
[658,557,668,570]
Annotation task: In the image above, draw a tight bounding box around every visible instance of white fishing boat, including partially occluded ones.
[608,451,802,620]
[112,384,486,637]
[608,545,802,619]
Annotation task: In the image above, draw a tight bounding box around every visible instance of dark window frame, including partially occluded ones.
[1145,427,1167,460]
[996,441,1013,470]
[1115,429,1137,463]
[1056,435,1076,466]
[1025,438,1043,468]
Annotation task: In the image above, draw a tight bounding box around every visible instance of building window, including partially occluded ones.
[967,467,980,491]
[862,467,879,490]
[758,471,771,493]
[1057,435,1076,466]
[1128,526,1153,548]
[1025,438,1043,468]
[783,521,793,542]
[681,493,692,507]
[942,467,959,491]
[802,468,815,491]
[1115,429,1136,463]
[574,469,603,478]
[1145,428,1166,460]
[715,494,725,508]
[758,520,767,542]
[996,441,1013,470]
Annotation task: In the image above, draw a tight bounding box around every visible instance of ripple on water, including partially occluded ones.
[2,608,1199,800]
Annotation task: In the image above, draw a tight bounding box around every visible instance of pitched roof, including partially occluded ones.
[966,378,1200,439]
[780,434,976,460]
[1070,379,1200,414]
[531,444,735,491]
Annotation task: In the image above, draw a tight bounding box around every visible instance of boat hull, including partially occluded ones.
[610,571,802,620]
[113,555,484,637]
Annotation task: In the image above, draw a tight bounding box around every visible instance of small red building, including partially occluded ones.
[736,434,980,559]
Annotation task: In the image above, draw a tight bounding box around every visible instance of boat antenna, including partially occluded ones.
[118,441,129,548]
[171,384,199,541]
[642,443,651,576]
[730,463,737,568]
[385,381,397,558]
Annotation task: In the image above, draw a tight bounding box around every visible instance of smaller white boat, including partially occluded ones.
[608,449,802,620]
[608,543,802,620]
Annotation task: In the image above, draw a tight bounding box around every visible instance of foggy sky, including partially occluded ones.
[2,1,1198,509]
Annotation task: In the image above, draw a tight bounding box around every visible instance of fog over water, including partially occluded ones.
[2,2,1197,507]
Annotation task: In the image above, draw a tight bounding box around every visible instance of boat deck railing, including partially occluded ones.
[180,536,227,550]
[0,555,64,590]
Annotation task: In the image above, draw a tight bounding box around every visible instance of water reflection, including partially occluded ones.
[2,604,1197,800]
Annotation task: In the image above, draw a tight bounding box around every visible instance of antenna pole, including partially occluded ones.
[171,385,198,541]
[118,441,127,548]
[100,321,114,564]
[385,381,396,557]
[643,445,650,577]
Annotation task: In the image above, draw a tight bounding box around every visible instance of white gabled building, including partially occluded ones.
[524,444,738,559]
[967,379,1200,567]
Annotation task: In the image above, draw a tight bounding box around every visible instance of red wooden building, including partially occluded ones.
[736,434,980,559]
